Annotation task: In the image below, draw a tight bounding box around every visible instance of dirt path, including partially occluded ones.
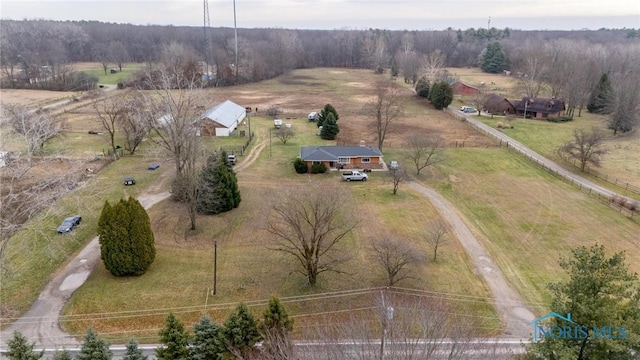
[409,181,535,339]
[0,190,171,348]
[0,138,267,348]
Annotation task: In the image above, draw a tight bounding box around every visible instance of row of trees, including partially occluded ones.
[8,244,638,359]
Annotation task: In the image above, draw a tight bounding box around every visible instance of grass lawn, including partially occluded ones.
[4,67,639,343]
[79,63,144,85]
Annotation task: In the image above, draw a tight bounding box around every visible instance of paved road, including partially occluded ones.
[450,107,638,207]
[410,182,536,339]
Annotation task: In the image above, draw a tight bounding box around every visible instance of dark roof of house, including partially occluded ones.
[300,146,383,161]
[515,97,565,114]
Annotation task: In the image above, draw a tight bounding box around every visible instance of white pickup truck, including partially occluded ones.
[341,170,368,182]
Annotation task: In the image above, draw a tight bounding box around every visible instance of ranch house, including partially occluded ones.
[516,97,566,120]
[299,146,384,171]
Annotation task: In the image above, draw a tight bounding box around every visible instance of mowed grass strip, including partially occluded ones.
[430,147,640,314]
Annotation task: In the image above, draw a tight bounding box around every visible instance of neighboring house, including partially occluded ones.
[483,94,517,115]
[300,146,383,171]
[199,100,247,136]
[515,97,566,120]
[450,81,480,95]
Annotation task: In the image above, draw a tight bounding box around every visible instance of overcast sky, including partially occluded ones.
[2,0,639,31]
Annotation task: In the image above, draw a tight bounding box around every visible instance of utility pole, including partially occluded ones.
[212,240,217,295]
[233,0,239,83]
[488,16,491,30]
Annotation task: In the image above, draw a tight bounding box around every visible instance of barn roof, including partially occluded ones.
[201,100,246,128]
[300,146,383,161]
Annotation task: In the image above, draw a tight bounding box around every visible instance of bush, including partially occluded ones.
[547,116,573,123]
[310,163,327,174]
[293,158,308,173]
[496,121,513,129]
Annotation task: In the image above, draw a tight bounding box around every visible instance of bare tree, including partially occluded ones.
[424,219,451,262]
[265,184,357,286]
[370,235,425,286]
[388,165,408,195]
[140,67,204,230]
[559,127,608,172]
[514,50,550,98]
[420,49,447,82]
[273,127,295,144]
[365,80,405,152]
[608,73,640,135]
[92,96,124,159]
[406,135,445,175]
[118,90,149,155]
[3,104,64,163]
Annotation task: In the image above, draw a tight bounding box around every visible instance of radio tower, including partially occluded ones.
[488,16,491,30]
[203,0,212,85]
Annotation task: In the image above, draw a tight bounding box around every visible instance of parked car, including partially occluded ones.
[389,161,398,170]
[460,106,477,113]
[123,177,136,186]
[228,154,237,165]
[341,170,368,182]
[57,215,82,234]
[148,163,160,170]
[274,119,283,128]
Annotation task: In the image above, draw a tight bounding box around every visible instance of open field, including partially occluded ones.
[3,67,639,343]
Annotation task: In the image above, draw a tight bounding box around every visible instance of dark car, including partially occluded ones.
[148,163,160,170]
[123,177,136,186]
[57,215,82,234]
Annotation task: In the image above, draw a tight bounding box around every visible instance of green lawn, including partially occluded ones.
[81,63,144,85]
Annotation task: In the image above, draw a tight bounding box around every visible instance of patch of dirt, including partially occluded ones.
[0,89,78,108]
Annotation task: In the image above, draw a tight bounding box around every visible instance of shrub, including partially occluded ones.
[310,163,327,174]
[293,158,308,173]
[547,116,573,123]
[98,197,156,276]
[497,121,513,129]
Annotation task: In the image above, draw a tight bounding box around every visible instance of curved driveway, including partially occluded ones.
[451,107,637,206]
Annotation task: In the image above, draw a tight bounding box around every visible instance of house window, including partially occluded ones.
[312,161,322,165]
[338,157,350,164]
[361,157,371,163]
[542,113,548,118]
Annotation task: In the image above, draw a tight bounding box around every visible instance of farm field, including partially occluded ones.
[2,67,639,343]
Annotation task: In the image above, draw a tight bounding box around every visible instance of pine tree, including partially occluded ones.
[415,77,430,98]
[98,197,156,276]
[261,297,294,357]
[217,303,261,357]
[197,152,241,215]
[587,73,614,114]
[52,350,72,360]
[6,331,43,360]
[481,41,508,74]
[191,316,223,360]
[317,103,339,128]
[76,328,112,360]
[123,339,147,360]
[429,81,454,110]
[156,313,190,360]
[320,112,339,140]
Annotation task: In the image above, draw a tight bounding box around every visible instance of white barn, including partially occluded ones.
[200,100,247,136]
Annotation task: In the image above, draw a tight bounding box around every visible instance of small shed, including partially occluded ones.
[199,100,247,137]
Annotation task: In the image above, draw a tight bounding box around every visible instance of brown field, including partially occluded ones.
[0,89,80,109]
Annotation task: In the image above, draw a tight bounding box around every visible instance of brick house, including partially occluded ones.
[299,146,384,171]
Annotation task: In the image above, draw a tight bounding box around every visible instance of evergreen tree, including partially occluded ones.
[415,77,430,98]
[123,339,147,360]
[6,331,43,360]
[525,244,640,358]
[98,197,156,276]
[217,303,261,358]
[76,328,112,360]
[156,313,190,360]
[320,112,340,140]
[587,73,614,114]
[197,151,241,215]
[317,103,339,128]
[481,41,508,74]
[261,297,294,357]
[293,158,308,174]
[191,316,223,360]
[428,81,454,110]
[52,350,72,360]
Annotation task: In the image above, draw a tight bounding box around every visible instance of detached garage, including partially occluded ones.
[200,100,247,136]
